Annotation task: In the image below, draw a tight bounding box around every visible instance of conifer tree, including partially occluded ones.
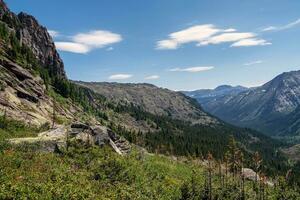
[227,136,239,177]
[253,151,262,183]
[52,97,56,129]
[207,152,213,200]
[253,151,262,198]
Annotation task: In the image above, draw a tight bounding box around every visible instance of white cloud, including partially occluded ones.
[262,18,300,32]
[231,38,271,47]
[55,30,122,54]
[199,32,255,46]
[157,24,270,49]
[108,74,132,80]
[157,24,221,49]
[244,60,263,66]
[169,66,214,73]
[55,42,90,54]
[145,75,160,80]
[261,26,277,32]
[48,30,59,38]
[157,40,178,49]
[223,28,236,32]
[73,30,122,48]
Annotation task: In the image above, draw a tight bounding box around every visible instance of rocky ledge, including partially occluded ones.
[9,123,132,156]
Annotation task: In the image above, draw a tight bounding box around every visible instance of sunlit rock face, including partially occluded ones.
[0,0,66,78]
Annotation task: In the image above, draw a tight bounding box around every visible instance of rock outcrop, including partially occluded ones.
[69,123,131,155]
[242,168,274,186]
[108,129,131,155]
[0,0,66,78]
[70,123,110,147]
[0,57,76,126]
[9,123,131,155]
[17,12,66,78]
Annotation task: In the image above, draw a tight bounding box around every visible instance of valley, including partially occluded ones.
[0,0,300,199]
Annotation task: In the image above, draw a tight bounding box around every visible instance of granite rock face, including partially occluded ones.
[17,12,66,78]
[0,0,66,78]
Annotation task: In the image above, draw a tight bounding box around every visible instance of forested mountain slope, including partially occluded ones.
[76,81,218,125]
[185,71,300,136]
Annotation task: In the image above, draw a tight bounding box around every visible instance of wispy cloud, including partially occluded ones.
[262,18,300,32]
[48,30,60,38]
[169,66,214,73]
[199,32,255,46]
[108,74,132,80]
[55,30,122,54]
[157,24,220,50]
[157,24,270,49]
[145,75,160,80]
[244,60,263,66]
[231,38,271,47]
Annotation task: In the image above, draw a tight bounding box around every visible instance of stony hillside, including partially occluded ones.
[0,59,78,126]
[188,71,300,136]
[76,81,218,125]
[0,0,76,126]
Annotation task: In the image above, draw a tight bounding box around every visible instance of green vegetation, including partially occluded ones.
[0,137,299,199]
[0,115,46,141]
[108,104,290,178]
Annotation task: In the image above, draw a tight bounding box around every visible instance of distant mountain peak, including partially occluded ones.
[215,85,233,90]
[189,70,300,136]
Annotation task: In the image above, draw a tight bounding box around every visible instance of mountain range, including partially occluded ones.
[184,71,300,137]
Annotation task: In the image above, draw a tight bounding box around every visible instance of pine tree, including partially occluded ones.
[207,152,213,200]
[237,150,245,200]
[227,136,239,177]
[52,97,56,129]
[253,151,262,198]
[224,152,229,188]
[253,151,262,182]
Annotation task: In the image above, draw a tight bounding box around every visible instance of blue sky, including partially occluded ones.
[6,0,300,90]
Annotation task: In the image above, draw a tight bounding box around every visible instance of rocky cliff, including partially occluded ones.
[0,0,66,78]
[0,58,76,126]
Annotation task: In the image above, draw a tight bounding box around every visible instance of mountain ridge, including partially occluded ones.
[75,81,219,125]
[185,70,300,136]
